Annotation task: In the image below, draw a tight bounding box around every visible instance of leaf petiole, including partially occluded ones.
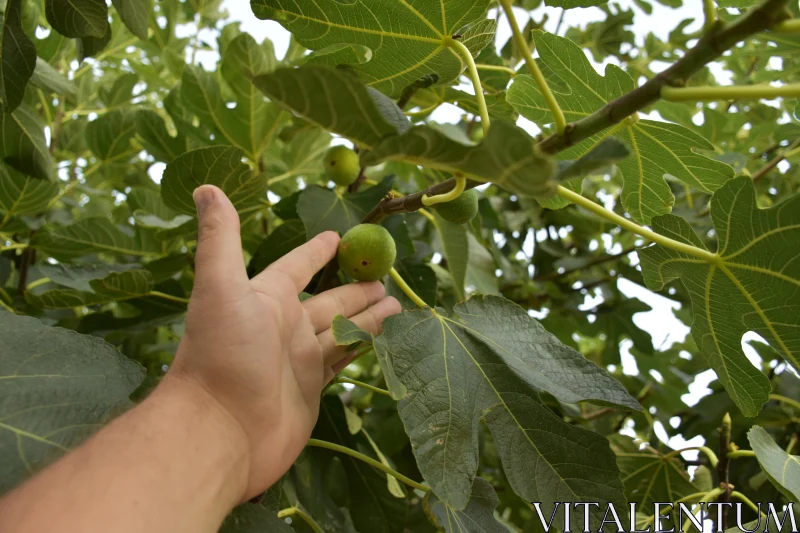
[276,507,324,533]
[555,186,719,263]
[335,376,392,396]
[444,37,491,136]
[306,438,430,493]
[389,268,429,309]
[499,0,567,134]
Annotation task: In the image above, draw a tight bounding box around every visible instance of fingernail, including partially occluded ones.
[193,186,215,217]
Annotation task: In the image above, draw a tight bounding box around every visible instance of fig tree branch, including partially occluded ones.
[537,0,791,154]
[751,138,800,181]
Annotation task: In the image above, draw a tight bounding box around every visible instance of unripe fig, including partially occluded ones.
[324,145,361,186]
[432,189,479,224]
[338,224,397,282]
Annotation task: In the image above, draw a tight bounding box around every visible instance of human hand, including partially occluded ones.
[167,185,400,501]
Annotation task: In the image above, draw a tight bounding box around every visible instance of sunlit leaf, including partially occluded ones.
[27,269,155,309]
[640,177,800,416]
[748,425,800,502]
[135,110,188,163]
[250,0,491,97]
[162,146,267,215]
[332,315,373,346]
[29,59,77,98]
[0,313,144,492]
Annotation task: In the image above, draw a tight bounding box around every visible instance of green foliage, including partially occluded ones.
[1,0,799,530]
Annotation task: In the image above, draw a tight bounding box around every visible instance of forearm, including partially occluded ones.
[0,377,249,533]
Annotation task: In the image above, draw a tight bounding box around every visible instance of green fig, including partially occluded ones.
[324,145,361,186]
[432,189,479,224]
[337,224,397,282]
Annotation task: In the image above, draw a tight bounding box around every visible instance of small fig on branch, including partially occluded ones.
[324,145,361,186]
[337,224,397,281]
[432,189,479,224]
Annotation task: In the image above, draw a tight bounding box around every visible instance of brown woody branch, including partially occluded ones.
[537,0,790,154]
[360,0,790,222]
[716,413,733,530]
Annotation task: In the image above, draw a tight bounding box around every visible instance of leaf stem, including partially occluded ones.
[555,186,719,263]
[276,507,324,533]
[306,438,430,492]
[772,19,800,32]
[475,64,517,77]
[727,449,756,459]
[336,376,392,396]
[663,446,720,468]
[445,38,490,136]
[499,0,566,134]
[730,491,761,514]
[0,242,28,252]
[26,277,51,290]
[770,393,800,412]
[683,488,726,533]
[421,174,466,206]
[661,84,800,101]
[389,267,428,309]
[0,293,15,314]
[148,291,191,304]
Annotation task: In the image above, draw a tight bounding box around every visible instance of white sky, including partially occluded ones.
[203,1,775,451]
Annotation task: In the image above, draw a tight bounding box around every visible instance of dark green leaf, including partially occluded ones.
[252,66,409,148]
[248,220,306,277]
[32,218,163,260]
[0,0,37,110]
[0,104,53,180]
[0,313,144,493]
[425,477,509,533]
[86,110,137,161]
[0,165,58,216]
[219,503,294,533]
[135,109,187,163]
[382,295,636,512]
[297,176,393,238]
[45,0,108,38]
[110,0,150,40]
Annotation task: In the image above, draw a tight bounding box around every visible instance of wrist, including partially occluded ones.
[153,374,251,507]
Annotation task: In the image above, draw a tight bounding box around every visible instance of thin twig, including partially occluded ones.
[752,138,800,181]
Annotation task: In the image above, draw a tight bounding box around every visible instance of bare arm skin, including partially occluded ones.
[0,185,401,533]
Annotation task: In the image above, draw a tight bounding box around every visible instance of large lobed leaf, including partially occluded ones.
[639,177,800,416]
[507,32,732,223]
[379,295,637,519]
[250,0,493,97]
[424,477,510,532]
[0,313,144,493]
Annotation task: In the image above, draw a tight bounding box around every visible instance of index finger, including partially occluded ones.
[254,231,340,293]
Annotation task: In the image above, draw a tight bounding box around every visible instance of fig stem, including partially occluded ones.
[389,268,428,309]
[421,174,466,207]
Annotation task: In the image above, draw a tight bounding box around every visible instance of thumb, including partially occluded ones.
[192,185,248,295]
